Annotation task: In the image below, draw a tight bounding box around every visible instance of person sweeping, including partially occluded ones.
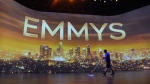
[102,49,115,76]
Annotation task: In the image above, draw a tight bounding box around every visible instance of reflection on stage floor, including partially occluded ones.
[0,71,150,84]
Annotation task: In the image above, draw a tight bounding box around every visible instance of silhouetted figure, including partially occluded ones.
[102,49,115,76]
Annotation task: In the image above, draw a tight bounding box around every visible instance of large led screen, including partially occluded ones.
[0,0,150,73]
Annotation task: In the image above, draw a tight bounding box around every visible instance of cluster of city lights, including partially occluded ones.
[0,57,149,74]
[0,42,150,74]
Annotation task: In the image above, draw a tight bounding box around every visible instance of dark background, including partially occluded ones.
[14,0,150,16]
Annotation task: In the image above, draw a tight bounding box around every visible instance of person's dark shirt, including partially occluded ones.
[104,52,111,62]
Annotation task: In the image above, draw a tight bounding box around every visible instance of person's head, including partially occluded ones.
[104,49,107,53]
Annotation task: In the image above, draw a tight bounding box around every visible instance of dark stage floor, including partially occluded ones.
[0,71,150,84]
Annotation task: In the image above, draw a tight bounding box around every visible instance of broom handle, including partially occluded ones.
[91,62,100,72]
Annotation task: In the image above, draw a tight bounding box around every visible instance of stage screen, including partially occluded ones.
[0,0,150,73]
